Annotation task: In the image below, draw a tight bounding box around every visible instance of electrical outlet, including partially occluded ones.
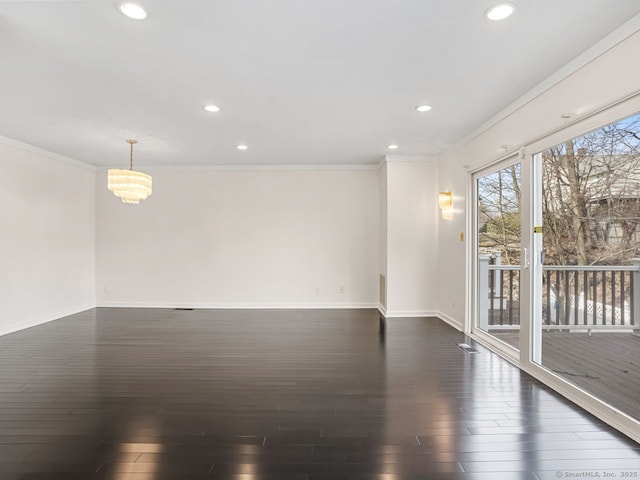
[103,285,110,294]
[315,286,320,294]
[339,286,345,294]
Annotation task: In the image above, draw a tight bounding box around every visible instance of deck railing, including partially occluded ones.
[479,256,640,333]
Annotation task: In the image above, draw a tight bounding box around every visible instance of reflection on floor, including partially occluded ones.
[0,308,637,479]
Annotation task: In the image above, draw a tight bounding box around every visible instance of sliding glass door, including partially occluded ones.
[474,157,522,355]
[470,98,640,439]
[531,112,640,421]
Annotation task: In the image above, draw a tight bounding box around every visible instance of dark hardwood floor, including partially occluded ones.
[0,308,638,479]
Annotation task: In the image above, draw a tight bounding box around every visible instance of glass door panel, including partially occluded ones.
[475,160,522,352]
[534,112,640,420]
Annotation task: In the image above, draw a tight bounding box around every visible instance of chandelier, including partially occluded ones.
[107,139,152,204]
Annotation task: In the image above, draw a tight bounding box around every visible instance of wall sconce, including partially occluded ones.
[439,191,453,220]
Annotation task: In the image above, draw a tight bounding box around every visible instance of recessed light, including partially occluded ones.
[415,105,432,112]
[203,105,220,113]
[485,3,515,21]
[118,2,148,20]
[387,144,399,150]
[236,144,248,151]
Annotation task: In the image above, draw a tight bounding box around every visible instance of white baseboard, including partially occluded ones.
[96,301,379,310]
[435,311,463,331]
[383,310,438,318]
[0,303,96,338]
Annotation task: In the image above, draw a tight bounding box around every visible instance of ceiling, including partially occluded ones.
[1,1,639,168]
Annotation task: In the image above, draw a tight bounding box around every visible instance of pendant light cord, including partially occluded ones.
[127,139,137,170]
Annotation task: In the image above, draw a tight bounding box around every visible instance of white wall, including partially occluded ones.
[437,28,640,329]
[0,142,95,335]
[436,159,467,328]
[8,27,638,330]
[96,168,379,308]
[385,160,439,316]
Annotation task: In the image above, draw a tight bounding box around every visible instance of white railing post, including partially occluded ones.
[633,258,640,333]
[492,251,502,296]
[479,256,490,331]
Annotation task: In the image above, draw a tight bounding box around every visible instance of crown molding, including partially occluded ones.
[0,135,96,171]
[450,13,640,154]
[95,163,381,173]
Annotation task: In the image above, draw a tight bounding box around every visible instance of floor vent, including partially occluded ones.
[174,308,194,311]
[458,343,478,354]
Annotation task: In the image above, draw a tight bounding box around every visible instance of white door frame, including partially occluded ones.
[470,154,523,362]
[466,93,640,443]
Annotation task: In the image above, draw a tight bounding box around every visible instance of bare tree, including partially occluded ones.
[542,115,640,267]
[477,113,640,326]
[478,164,521,264]
[541,114,640,324]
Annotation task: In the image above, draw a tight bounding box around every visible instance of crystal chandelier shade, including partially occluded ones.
[107,140,152,204]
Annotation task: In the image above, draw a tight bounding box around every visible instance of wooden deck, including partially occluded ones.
[493,330,640,420]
